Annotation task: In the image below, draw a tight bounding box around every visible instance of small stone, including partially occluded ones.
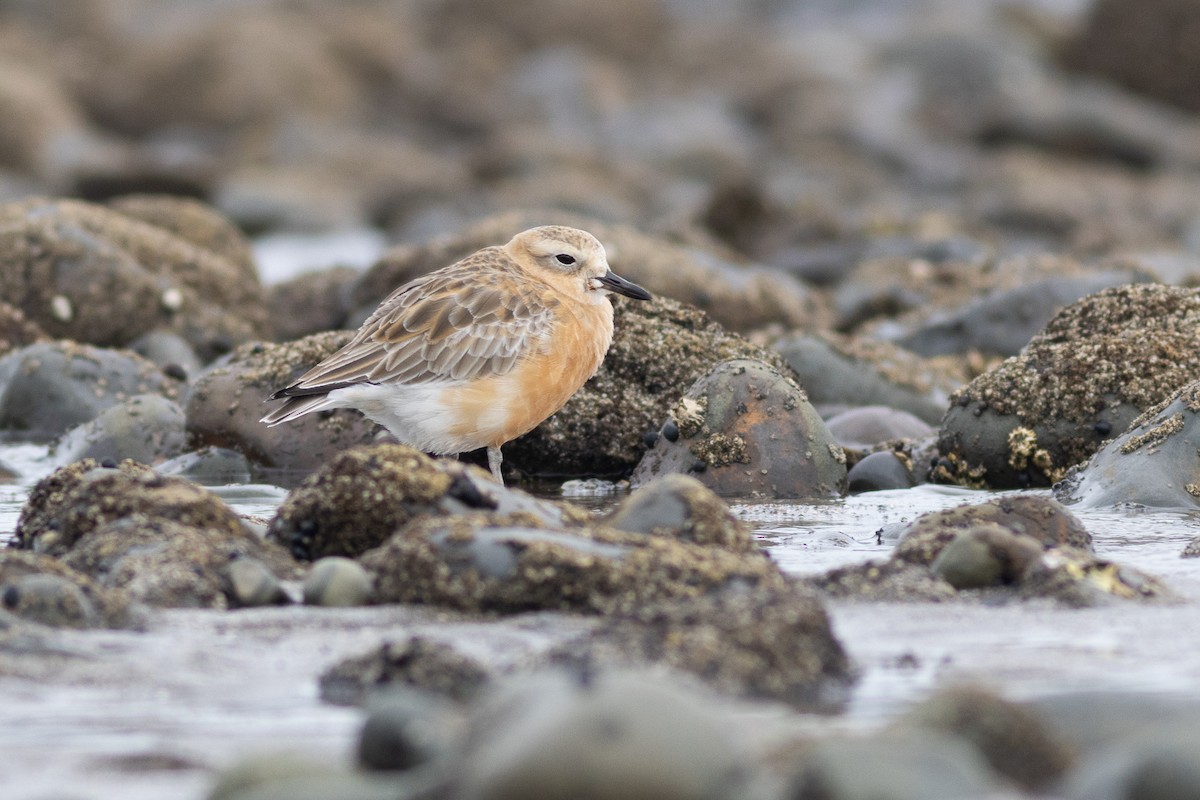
[358,689,466,772]
[2,574,97,628]
[224,557,288,608]
[303,557,373,607]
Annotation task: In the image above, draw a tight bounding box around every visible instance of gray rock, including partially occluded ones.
[603,474,754,551]
[894,684,1074,791]
[846,451,916,493]
[48,393,186,467]
[825,406,933,450]
[1055,380,1200,510]
[774,335,948,425]
[455,668,753,800]
[0,341,180,440]
[633,358,847,499]
[1061,720,1200,800]
[892,271,1146,358]
[929,522,1042,590]
[358,689,466,772]
[303,557,373,607]
[786,728,1003,800]
[224,557,289,608]
[1,573,97,628]
[157,447,253,485]
[128,329,204,379]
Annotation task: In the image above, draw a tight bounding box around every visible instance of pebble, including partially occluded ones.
[302,557,373,607]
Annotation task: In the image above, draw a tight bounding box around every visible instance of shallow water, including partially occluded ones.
[2,448,1200,799]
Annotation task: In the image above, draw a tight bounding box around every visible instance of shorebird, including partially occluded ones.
[261,226,651,484]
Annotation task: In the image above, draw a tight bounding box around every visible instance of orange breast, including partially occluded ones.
[444,299,613,448]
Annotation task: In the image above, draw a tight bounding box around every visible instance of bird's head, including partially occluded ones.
[509,226,652,302]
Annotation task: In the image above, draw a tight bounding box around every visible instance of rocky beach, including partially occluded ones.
[4,0,1200,798]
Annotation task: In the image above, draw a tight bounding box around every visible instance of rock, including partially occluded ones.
[157,447,253,485]
[894,685,1075,790]
[785,728,1004,800]
[0,197,267,360]
[0,550,137,628]
[352,210,825,335]
[1030,691,1200,755]
[48,393,186,467]
[1060,719,1200,800]
[773,333,956,426]
[1055,380,1200,510]
[893,495,1093,567]
[361,515,787,616]
[632,358,847,499]
[302,557,374,607]
[223,557,289,608]
[184,333,379,476]
[1184,536,1200,558]
[603,474,754,551]
[64,516,296,609]
[1,573,97,628]
[206,751,418,800]
[0,341,180,440]
[264,266,357,342]
[0,60,92,186]
[891,271,1148,358]
[358,689,467,773]
[1018,549,1171,607]
[454,668,753,800]
[106,194,257,281]
[13,459,248,555]
[1062,0,1200,114]
[938,284,1200,489]
[550,582,854,711]
[928,523,1043,590]
[825,406,934,450]
[266,444,574,561]
[320,636,490,707]
[846,450,917,493]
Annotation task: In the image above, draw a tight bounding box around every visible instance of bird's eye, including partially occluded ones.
[555,253,576,265]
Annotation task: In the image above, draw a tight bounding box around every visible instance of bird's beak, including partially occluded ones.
[594,270,652,300]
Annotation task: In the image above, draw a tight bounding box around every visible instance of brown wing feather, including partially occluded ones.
[276,250,556,395]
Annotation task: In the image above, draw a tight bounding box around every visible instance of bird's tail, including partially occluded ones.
[260,393,337,426]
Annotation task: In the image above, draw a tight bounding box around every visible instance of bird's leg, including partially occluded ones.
[487,446,504,485]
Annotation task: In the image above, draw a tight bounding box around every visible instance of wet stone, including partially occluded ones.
[805,559,958,602]
[357,689,467,773]
[360,514,787,616]
[602,473,755,551]
[64,516,297,610]
[319,636,491,707]
[0,550,137,629]
[224,557,289,609]
[0,341,180,441]
[632,358,847,499]
[786,728,1004,800]
[302,557,374,607]
[847,450,917,493]
[550,582,855,711]
[825,405,934,451]
[929,522,1044,590]
[2,573,97,629]
[773,333,956,426]
[14,460,249,556]
[157,447,253,485]
[894,685,1075,791]
[1059,718,1200,800]
[1055,379,1200,510]
[266,444,576,561]
[939,284,1200,488]
[453,668,753,800]
[893,495,1093,567]
[48,393,186,468]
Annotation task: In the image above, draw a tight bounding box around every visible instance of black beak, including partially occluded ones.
[596,270,652,301]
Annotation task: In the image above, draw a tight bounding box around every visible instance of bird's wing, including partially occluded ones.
[272,254,557,398]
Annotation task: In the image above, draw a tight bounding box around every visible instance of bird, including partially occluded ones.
[260,225,652,484]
